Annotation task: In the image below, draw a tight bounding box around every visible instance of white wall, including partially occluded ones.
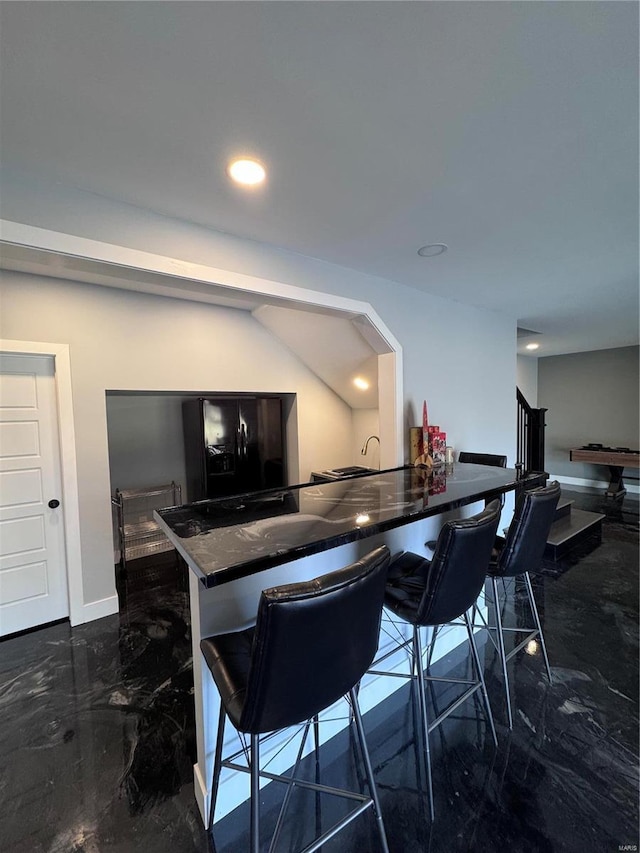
[0,271,357,607]
[517,355,538,407]
[352,409,380,468]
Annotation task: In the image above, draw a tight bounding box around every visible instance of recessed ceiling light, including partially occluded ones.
[417,243,448,257]
[353,377,370,390]
[227,158,266,186]
[525,343,540,351]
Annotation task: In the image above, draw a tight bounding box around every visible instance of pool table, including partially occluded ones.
[570,444,640,498]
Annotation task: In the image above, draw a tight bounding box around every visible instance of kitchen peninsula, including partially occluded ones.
[155,463,527,826]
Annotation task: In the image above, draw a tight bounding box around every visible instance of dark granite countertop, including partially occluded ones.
[155,463,524,588]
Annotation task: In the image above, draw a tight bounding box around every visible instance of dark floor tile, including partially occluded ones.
[1,487,638,852]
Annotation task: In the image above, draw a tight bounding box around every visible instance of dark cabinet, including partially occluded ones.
[182,396,285,501]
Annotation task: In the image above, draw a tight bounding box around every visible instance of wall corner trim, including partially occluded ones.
[74,594,120,626]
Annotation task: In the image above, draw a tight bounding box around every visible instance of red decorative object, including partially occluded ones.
[427,425,439,457]
[422,401,429,455]
[432,431,447,466]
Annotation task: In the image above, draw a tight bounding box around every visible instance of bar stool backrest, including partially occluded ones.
[458,452,508,468]
[495,481,561,578]
[238,545,390,734]
[417,500,501,626]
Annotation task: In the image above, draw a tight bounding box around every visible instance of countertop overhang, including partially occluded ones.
[155,464,527,589]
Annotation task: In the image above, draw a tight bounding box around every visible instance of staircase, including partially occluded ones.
[544,495,605,561]
[516,388,605,562]
[515,388,604,562]
[517,388,547,474]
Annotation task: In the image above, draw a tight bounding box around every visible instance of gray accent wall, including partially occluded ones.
[538,346,639,483]
[106,394,192,499]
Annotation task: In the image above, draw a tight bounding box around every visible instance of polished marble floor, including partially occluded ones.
[1,488,638,853]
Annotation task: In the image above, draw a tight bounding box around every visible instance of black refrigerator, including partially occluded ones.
[182,396,286,501]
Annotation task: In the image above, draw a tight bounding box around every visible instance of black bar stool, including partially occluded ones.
[476,480,560,729]
[201,545,391,853]
[458,452,508,509]
[425,451,507,550]
[369,501,501,819]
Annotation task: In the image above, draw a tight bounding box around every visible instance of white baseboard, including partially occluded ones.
[71,594,119,626]
[550,473,640,495]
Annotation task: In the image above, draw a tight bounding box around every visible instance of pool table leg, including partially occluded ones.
[604,465,626,499]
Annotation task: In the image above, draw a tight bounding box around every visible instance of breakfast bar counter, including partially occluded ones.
[154,462,529,827]
[155,463,523,588]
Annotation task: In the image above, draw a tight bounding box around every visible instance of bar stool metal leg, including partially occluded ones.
[426,625,439,671]
[524,572,553,684]
[208,701,227,830]
[250,733,260,853]
[413,625,435,820]
[464,610,498,746]
[492,576,513,729]
[313,715,321,840]
[349,688,390,853]
[269,720,313,852]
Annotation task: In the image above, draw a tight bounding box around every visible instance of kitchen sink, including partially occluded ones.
[324,466,377,477]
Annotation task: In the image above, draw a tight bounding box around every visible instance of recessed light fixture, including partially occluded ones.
[417,243,448,257]
[353,377,370,390]
[227,158,266,186]
[525,343,540,351]
[355,514,370,526]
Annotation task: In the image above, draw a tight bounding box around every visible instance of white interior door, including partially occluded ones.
[0,353,69,636]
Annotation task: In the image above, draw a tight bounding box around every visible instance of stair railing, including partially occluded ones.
[517,388,548,473]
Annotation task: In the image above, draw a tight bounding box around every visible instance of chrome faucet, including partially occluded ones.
[361,435,380,456]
